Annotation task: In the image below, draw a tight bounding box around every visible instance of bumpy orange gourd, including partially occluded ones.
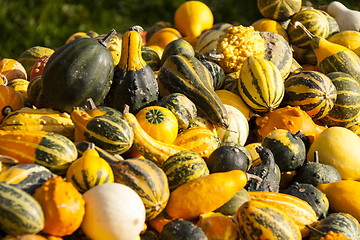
[0,58,27,84]
[32,176,85,237]
[174,1,214,38]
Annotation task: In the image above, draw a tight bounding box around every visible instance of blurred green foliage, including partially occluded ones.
[0,0,359,59]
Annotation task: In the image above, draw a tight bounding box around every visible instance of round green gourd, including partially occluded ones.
[214,188,251,216]
[257,0,302,21]
[196,54,225,90]
[221,141,252,166]
[141,46,161,71]
[160,219,207,240]
[160,38,195,66]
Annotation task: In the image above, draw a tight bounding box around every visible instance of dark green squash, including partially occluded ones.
[221,141,252,167]
[245,145,280,192]
[105,26,159,114]
[214,188,251,216]
[141,230,159,240]
[284,182,329,219]
[160,219,207,240]
[141,46,161,71]
[160,38,195,66]
[158,53,228,128]
[41,30,115,113]
[294,151,342,187]
[196,54,225,90]
[26,76,52,109]
[261,129,306,171]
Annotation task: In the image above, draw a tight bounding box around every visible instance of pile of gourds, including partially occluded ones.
[1,0,360,239]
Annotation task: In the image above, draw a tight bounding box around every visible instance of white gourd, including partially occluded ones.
[327,1,360,31]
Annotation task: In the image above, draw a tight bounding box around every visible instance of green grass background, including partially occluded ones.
[0,0,359,59]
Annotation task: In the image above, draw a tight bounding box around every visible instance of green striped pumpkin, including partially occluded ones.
[257,0,302,21]
[195,29,226,55]
[17,46,55,77]
[161,150,209,191]
[287,8,330,48]
[0,163,55,195]
[0,182,44,236]
[283,70,337,120]
[110,158,169,221]
[158,53,228,128]
[141,46,161,71]
[236,200,302,239]
[322,72,360,127]
[215,188,251,216]
[196,54,225,90]
[160,38,195,66]
[238,55,284,113]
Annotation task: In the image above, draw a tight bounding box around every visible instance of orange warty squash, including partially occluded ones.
[0,58,27,84]
[32,176,85,237]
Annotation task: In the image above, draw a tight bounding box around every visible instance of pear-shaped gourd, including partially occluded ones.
[327,1,360,31]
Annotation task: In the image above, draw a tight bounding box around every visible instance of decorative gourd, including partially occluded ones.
[259,31,293,80]
[160,38,194,66]
[165,170,255,220]
[214,188,251,216]
[220,72,240,95]
[0,107,75,140]
[261,129,306,171]
[41,30,114,113]
[141,46,161,71]
[196,54,225,90]
[238,55,284,113]
[245,142,262,167]
[327,30,360,57]
[71,107,134,154]
[283,70,337,120]
[66,143,114,193]
[173,126,221,159]
[147,27,182,50]
[196,212,239,240]
[0,182,44,236]
[26,76,51,109]
[0,85,25,123]
[252,18,289,41]
[322,72,360,126]
[121,112,187,165]
[94,33,122,66]
[287,9,330,48]
[285,182,329,219]
[105,26,159,114]
[215,89,251,120]
[0,130,77,174]
[7,78,29,98]
[325,13,340,37]
[33,176,85,237]
[17,46,54,77]
[195,29,226,55]
[65,31,92,44]
[156,93,197,132]
[29,54,51,81]
[0,163,55,195]
[248,191,318,238]
[221,141,252,165]
[0,58,27,84]
[308,212,360,240]
[245,145,280,192]
[2,234,50,240]
[158,53,228,128]
[317,180,360,222]
[306,226,352,240]
[136,106,178,144]
[81,183,146,240]
[257,0,302,21]
[160,219,207,240]
[174,1,213,38]
[110,158,169,220]
[307,126,360,180]
[214,104,249,146]
[294,151,342,186]
[236,200,302,240]
[146,21,173,42]
[75,141,123,164]
[326,1,360,31]
[161,150,209,191]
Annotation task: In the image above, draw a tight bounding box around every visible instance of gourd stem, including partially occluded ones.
[246,173,263,183]
[206,51,224,62]
[85,98,97,111]
[293,130,303,139]
[98,29,116,48]
[129,25,144,34]
[314,151,319,163]
[0,74,8,86]
[305,224,327,237]
[293,21,315,39]
[88,142,95,150]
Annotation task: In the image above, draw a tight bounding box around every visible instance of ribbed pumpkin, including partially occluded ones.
[0,85,25,123]
[17,46,55,77]
[284,70,337,120]
[257,0,302,21]
[195,29,226,55]
[32,176,85,237]
[0,58,27,83]
[322,72,360,126]
[287,8,330,48]
[110,158,169,220]
[136,106,178,144]
[238,55,284,113]
[66,143,114,193]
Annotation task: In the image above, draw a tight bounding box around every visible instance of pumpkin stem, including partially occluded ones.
[98,29,116,48]
[1,106,12,118]
[129,25,144,34]
[293,130,303,139]
[305,224,327,237]
[293,21,315,40]
[84,98,97,111]
[314,151,319,163]
[88,142,95,150]
[206,51,224,62]
[0,74,8,86]
[246,173,263,183]
[0,154,19,172]
[123,104,130,114]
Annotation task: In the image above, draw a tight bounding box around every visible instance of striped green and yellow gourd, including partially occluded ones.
[283,70,337,120]
[195,29,226,55]
[238,55,284,113]
[257,0,302,21]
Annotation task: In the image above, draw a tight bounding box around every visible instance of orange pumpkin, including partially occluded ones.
[32,176,85,237]
[146,27,182,49]
[0,85,25,123]
[0,58,27,84]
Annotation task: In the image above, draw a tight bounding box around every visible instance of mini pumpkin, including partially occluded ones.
[0,85,25,123]
[0,58,27,84]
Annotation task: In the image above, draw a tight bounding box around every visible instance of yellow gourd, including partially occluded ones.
[215,89,251,120]
[327,30,360,57]
[251,18,289,41]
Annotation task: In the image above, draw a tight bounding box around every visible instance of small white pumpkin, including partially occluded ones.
[81,183,146,240]
[215,104,249,146]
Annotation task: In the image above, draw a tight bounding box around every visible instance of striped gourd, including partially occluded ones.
[0,130,77,174]
[71,107,134,154]
[161,151,209,191]
[160,38,195,66]
[75,141,124,164]
[215,188,251,216]
[158,53,228,128]
[0,182,44,236]
[17,46,55,76]
[322,72,360,127]
[283,70,337,120]
[110,158,169,220]
[287,8,330,48]
[195,29,226,55]
[196,54,225,90]
[141,46,161,71]
[236,200,302,240]
[0,163,55,195]
[257,0,302,21]
[238,55,284,113]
